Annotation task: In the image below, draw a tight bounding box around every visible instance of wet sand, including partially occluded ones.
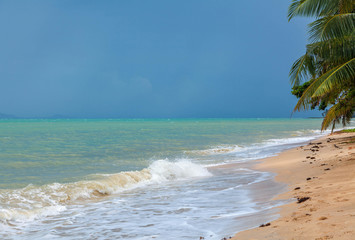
[232,131,355,240]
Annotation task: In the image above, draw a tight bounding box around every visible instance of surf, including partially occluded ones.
[0,159,211,223]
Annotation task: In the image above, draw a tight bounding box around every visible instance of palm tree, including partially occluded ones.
[288,0,355,131]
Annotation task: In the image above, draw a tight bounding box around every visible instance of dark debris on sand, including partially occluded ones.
[259,222,271,227]
[297,197,310,203]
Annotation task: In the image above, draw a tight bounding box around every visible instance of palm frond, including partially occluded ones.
[289,53,316,86]
[312,58,355,97]
[307,35,355,65]
[288,0,340,21]
[293,70,332,111]
[308,13,355,42]
[321,92,355,130]
[339,0,355,14]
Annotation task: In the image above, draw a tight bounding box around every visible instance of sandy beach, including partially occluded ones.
[232,131,355,240]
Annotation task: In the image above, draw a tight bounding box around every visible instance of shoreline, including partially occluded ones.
[231,131,355,240]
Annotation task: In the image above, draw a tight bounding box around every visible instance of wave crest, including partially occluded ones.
[0,160,210,223]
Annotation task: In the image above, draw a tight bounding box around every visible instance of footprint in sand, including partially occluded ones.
[315,235,333,240]
[334,197,349,202]
[317,200,328,205]
[310,207,317,212]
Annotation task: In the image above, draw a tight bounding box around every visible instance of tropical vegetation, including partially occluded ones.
[342,128,355,132]
[288,0,355,131]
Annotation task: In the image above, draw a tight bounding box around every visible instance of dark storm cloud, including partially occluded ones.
[0,0,320,118]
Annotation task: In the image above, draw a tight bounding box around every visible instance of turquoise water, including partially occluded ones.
[0,118,323,189]
[1,118,345,239]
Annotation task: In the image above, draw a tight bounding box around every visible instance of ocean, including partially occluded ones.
[0,118,343,239]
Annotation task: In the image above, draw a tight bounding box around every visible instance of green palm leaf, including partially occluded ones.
[312,58,355,97]
[294,58,354,112]
[321,92,355,130]
[288,0,339,21]
[308,13,355,42]
[307,35,355,65]
[289,53,316,86]
[293,71,330,111]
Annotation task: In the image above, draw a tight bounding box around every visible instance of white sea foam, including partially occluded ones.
[261,135,319,147]
[149,159,212,182]
[0,159,211,223]
[186,145,243,155]
[193,129,330,168]
[0,205,67,222]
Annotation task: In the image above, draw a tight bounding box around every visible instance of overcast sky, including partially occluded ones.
[0,0,321,118]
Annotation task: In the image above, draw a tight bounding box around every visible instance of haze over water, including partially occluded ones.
[0,118,341,239]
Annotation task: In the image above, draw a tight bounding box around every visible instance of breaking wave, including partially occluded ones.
[0,159,211,223]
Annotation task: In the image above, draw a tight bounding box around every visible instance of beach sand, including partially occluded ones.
[231,131,355,240]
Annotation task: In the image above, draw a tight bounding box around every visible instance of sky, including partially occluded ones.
[0,0,321,118]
